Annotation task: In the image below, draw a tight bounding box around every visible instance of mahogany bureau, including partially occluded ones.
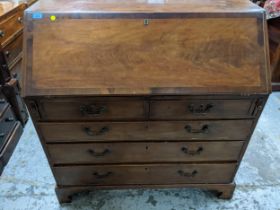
[22,0,271,203]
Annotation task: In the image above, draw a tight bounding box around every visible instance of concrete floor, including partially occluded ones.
[0,93,280,210]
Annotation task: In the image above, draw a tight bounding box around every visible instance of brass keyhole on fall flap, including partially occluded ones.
[144,19,149,26]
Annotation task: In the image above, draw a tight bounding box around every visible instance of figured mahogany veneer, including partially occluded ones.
[22,0,271,203]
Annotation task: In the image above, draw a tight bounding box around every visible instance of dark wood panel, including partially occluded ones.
[150,99,257,119]
[54,163,236,186]
[0,95,9,118]
[2,79,29,125]
[0,106,17,151]
[48,141,244,164]
[0,122,23,175]
[3,33,22,69]
[9,59,21,80]
[39,120,253,142]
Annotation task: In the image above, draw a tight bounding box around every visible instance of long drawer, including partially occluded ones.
[48,141,244,164]
[150,98,258,119]
[54,163,236,186]
[39,120,253,142]
[36,97,146,121]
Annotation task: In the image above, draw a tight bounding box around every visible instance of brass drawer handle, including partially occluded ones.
[88,148,111,157]
[188,104,213,115]
[0,30,5,37]
[177,170,197,177]
[84,126,109,136]
[80,104,107,116]
[5,117,14,122]
[93,171,113,179]
[17,17,23,24]
[185,125,208,134]
[181,146,203,156]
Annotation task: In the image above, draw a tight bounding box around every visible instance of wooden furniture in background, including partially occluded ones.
[0,0,37,175]
[22,0,271,203]
[0,88,22,174]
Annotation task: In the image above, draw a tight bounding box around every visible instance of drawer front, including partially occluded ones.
[3,34,23,68]
[39,120,253,142]
[37,97,146,121]
[0,97,9,118]
[48,141,244,164]
[0,106,17,151]
[150,99,257,119]
[0,122,23,165]
[0,9,24,46]
[54,163,236,186]
[2,79,28,124]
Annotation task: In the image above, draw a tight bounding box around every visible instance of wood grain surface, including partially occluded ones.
[23,17,270,96]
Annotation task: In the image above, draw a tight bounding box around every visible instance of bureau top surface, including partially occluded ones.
[27,0,262,14]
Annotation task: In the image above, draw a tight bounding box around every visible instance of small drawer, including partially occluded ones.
[150,99,259,120]
[39,120,253,142]
[48,141,244,164]
[0,106,17,151]
[3,34,23,68]
[0,7,24,47]
[36,97,146,121]
[53,163,236,186]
